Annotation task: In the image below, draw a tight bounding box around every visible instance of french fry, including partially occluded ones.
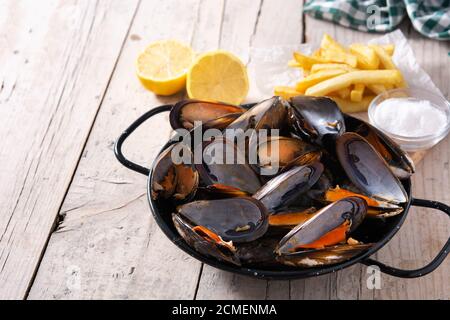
[349,44,379,70]
[305,70,402,96]
[288,59,301,68]
[350,84,365,102]
[274,86,303,99]
[369,44,396,69]
[367,84,387,95]
[331,96,375,113]
[321,34,346,52]
[311,48,322,58]
[295,69,347,92]
[320,34,358,67]
[310,63,356,73]
[293,52,324,70]
[381,44,395,56]
[321,48,358,68]
[369,44,407,88]
[277,36,401,113]
[336,87,351,99]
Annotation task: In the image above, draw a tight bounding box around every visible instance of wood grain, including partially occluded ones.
[0,0,139,299]
[28,0,220,300]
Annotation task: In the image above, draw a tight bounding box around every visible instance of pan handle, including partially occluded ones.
[114,104,173,176]
[362,198,450,278]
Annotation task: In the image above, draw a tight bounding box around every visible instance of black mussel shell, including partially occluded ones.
[276,197,367,255]
[336,132,408,204]
[345,115,415,179]
[257,136,318,175]
[177,197,269,243]
[195,184,250,200]
[172,213,241,266]
[277,243,373,267]
[170,99,245,130]
[289,96,345,146]
[151,143,199,202]
[226,96,289,143]
[196,137,262,194]
[253,162,324,212]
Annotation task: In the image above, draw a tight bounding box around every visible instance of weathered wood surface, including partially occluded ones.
[0,0,139,299]
[0,0,447,299]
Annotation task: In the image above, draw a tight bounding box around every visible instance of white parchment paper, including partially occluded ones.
[247,30,444,105]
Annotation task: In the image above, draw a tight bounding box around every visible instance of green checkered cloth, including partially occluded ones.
[304,0,450,40]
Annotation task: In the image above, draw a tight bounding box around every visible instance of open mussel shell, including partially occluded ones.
[253,162,324,212]
[276,196,367,255]
[176,197,269,243]
[196,137,262,194]
[269,207,317,228]
[226,96,289,147]
[195,184,250,200]
[170,99,245,130]
[172,213,241,266]
[257,136,318,175]
[151,143,199,202]
[345,115,415,179]
[336,132,408,204]
[317,185,404,219]
[276,243,373,267]
[280,150,322,174]
[202,112,243,131]
[289,96,345,146]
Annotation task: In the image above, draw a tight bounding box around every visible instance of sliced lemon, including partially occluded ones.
[136,40,194,96]
[187,50,249,105]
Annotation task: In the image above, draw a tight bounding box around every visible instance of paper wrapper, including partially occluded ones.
[247,30,444,108]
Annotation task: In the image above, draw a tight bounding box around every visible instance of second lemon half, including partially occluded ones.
[187,51,249,105]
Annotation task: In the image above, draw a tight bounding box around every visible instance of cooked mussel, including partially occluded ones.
[318,185,403,218]
[345,115,415,179]
[289,96,345,146]
[151,143,199,202]
[170,99,245,130]
[276,196,367,255]
[257,136,318,175]
[226,96,289,149]
[277,243,373,267]
[176,197,269,243]
[195,184,250,200]
[269,207,317,228]
[196,137,262,194]
[172,213,241,266]
[336,132,408,204]
[253,162,324,212]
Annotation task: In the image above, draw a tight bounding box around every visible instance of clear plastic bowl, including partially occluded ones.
[368,87,450,152]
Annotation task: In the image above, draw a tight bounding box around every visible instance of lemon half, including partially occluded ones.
[187,51,249,105]
[136,40,194,95]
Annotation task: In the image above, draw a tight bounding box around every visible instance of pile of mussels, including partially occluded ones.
[151,96,414,268]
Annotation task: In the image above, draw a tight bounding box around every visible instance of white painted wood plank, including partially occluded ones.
[28,0,226,300]
[0,0,139,300]
[196,0,303,300]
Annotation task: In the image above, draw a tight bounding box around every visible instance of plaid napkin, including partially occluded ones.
[304,0,450,40]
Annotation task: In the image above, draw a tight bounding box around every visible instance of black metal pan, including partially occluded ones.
[115,104,450,279]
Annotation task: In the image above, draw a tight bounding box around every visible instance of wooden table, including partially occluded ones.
[1,0,449,300]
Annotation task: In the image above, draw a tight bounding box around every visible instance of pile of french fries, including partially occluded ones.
[274,34,406,113]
